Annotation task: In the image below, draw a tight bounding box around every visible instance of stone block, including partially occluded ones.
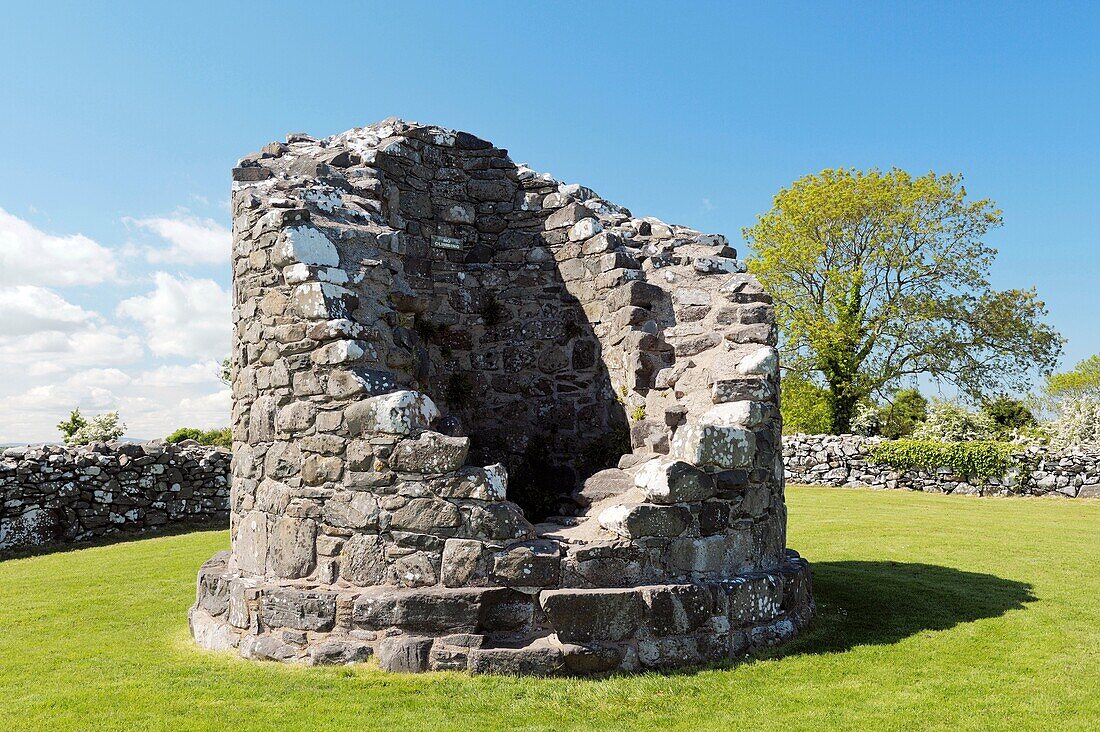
[633,458,716,504]
[541,588,646,643]
[559,642,623,674]
[389,431,470,474]
[307,639,372,666]
[352,586,513,634]
[597,503,690,538]
[345,390,440,436]
[339,534,386,585]
[490,539,561,587]
[390,497,462,532]
[716,573,784,626]
[260,588,337,631]
[640,584,714,636]
[671,422,756,470]
[323,491,379,529]
[431,464,507,501]
[468,642,564,676]
[377,636,433,673]
[441,538,491,586]
[267,517,317,578]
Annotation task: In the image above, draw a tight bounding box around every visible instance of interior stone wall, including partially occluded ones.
[191,119,813,675]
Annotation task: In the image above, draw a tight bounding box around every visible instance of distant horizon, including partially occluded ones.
[2,1,1097,443]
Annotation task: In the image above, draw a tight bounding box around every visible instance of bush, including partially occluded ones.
[879,388,928,439]
[64,411,126,446]
[1044,397,1100,448]
[781,374,831,434]
[982,396,1036,434]
[869,439,1015,478]
[198,428,232,448]
[166,427,204,444]
[912,400,997,442]
[57,408,88,443]
[166,427,232,448]
[850,389,928,438]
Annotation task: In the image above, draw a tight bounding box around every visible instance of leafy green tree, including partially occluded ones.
[56,408,88,443]
[780,373,831,434]
[981,396,1036,434]
[1038,355,1100,447]
[879,388,928,439]
[199,428,232,448]
[745,168,1062,433]
[1044,354,1100,403]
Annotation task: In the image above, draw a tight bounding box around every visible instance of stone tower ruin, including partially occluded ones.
[190,119,813,674]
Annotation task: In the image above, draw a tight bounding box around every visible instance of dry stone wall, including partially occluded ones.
[784,433,1100,498]
[1,442,230,553]
[190,119,813,675]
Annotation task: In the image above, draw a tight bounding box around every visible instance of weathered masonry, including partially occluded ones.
[2,442,229,553]
[190,119,813,674]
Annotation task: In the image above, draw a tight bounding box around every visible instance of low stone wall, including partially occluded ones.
[783,433,1100,498]
[1,442,231,553]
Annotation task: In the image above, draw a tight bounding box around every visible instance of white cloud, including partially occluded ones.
[135,361,222,387]
[0,285,98,335]
[0,205,236,444]
[0,208,120,286]
[126,213,231,264]
[64,368,133,389]
[116,272,231,360]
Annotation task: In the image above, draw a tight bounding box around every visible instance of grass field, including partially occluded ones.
[1,485,1097,731]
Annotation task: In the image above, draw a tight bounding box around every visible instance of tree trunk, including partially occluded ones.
[825,383,860,434]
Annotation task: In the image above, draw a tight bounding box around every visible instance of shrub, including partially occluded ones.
[879,388,928,439]
[65,411,126,446]
[1044,397,1100,448]
[912,400,997,442]
[166,427,204,444]
[198,428,232,448]
[167,427,232,448]
[850,402,882,436]
[781,374,831,434]
[869,439,1015,478]
[982,396,1036,434]
[57,408,88,442]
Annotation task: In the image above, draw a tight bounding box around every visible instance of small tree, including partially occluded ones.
[57,408,88,443]
[65,411,126,446]
[879,388,928,439]
[1039,355,1100,447]
[166,427,204,444]
[982,396,1036,434]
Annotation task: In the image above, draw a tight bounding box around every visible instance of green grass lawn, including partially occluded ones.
[1,486,1097,731]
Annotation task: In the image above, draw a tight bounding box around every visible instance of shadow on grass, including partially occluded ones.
[0,518,228,562]
[772,560,1036,657]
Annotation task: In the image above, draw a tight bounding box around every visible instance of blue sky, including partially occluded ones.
[1,1,1097,441]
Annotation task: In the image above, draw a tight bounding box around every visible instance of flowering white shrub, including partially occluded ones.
[65,411,126,445]
[912,400,997,442]
[850,403,882,436]
[1044,397,1100,449]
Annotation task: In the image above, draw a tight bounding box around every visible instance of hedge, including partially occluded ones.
[868,439,1016,478]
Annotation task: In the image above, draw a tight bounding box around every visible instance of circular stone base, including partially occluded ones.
[189,550,814,675]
